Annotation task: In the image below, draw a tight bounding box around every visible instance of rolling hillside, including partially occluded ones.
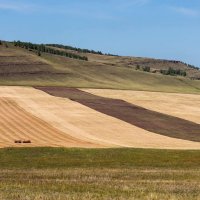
[47,44,200,79]
[0,86,199,149]
[0,41,200,200]
[0,41,200,94]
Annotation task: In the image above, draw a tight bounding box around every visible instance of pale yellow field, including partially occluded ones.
[0,96,99,148]
[84,89,200,124]
[0,86,199,149]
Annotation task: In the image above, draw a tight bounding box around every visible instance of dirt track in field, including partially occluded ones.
[0,86,200,149]
[0,97,98,148]
[35,87,200,143]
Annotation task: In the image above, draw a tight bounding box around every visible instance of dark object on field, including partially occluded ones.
[14,140,31,144]
[14,140,22,143]
[23,140,31,143]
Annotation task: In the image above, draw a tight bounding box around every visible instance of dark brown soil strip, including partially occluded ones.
[35,87,200,142]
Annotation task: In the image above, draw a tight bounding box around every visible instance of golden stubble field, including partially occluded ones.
[84,89,200,124]
[0,86,199,149]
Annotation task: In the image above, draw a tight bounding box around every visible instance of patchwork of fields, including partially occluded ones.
[0,43,200,200]
[0,86,199,149]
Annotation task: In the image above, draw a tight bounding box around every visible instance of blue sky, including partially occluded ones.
[0,0,200,67]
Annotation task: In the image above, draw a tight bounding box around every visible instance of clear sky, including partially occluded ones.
[0,0,200,67]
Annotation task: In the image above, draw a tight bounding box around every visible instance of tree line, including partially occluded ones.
[0,40,8,48]
[186,64,199,71]
[47,44,117,56]
[136,65,187,77]
[172,60,199,71]
[13,41,88,61]
[160,67,186,77]
[47,44,103,55]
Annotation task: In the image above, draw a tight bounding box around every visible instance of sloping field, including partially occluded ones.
[84,89,200,124]
[36,87,200,142]
[0,44,68,86]
[0,44,54,74]
[43,52,200,93]
[47,45,200,79]
[1,44,200,94]
[0,86,199,149]
[0,95,98,148]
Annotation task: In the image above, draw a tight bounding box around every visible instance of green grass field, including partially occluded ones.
[0,148,200,200]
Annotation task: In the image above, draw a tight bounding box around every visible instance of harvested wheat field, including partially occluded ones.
[0,89,98,148]
[84,89,200,124]
[36,87,200,142]
[0,86,199,149]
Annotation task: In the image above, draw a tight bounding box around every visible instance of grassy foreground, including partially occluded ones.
[0,148,200,200]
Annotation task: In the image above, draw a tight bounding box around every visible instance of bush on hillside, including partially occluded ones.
[142,66,151,72]
[37,50,41,56]
[135,65,140,70]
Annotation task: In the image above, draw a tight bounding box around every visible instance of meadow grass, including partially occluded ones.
[0,148,200,199]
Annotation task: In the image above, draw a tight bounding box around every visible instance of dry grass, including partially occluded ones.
[0,44,55,73]
[48,45,200,79]
[0,147,200,200]
[0,168,200,200]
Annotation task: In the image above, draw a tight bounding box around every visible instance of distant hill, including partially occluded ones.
[47,43,200,80]
[0,40,200,94]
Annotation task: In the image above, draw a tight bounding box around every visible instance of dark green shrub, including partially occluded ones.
[142,66,151,72]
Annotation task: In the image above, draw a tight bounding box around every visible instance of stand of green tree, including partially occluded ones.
[186,64,200,71]
[47,44,103,55]
[142,66,151,72]
[135,65,187,77]
[160,67,187,77]
[47,44,117,56]
[13,41,88,61]
[166,60,199,71]
[135,65,151,72]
